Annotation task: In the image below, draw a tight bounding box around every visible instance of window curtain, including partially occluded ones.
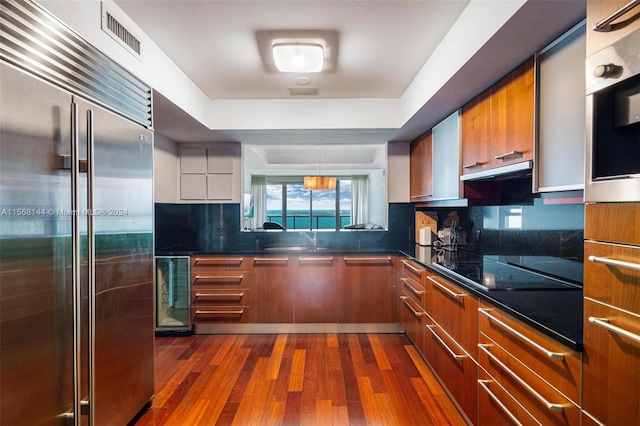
[351,176,369,225]
[251,176,267,230]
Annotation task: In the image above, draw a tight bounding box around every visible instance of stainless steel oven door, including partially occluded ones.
[585,28,640,202]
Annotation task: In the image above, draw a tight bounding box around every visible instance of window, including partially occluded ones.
[265,179,351,230]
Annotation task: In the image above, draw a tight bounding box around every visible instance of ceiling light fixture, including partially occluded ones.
[303,146,336,190]
[272,43,324,73]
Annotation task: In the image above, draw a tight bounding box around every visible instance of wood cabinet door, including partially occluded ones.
[490,58,535,168]
[587,0,640,56]
[338,256,396,323]
[410,131,433,201]
[294,256,338,323]
[583,299,640,425]
[252,257,295,323]
[461,89,492,175]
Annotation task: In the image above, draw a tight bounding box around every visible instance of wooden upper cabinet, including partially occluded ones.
[461,89,491,175]
[460,58,535,174]
[410,131,433,201]
[490,58,535,168]
[587,0,640,56]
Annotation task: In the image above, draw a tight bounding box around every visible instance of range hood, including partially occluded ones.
[460,160,533,182]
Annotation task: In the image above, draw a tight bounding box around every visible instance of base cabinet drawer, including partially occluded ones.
[400,292,425,352]
[191,307,251,323]
[424,315,478,424]
[479,303,581,404]
[478,338,580,425]
[583,299,640,425]
[478,370,538,426]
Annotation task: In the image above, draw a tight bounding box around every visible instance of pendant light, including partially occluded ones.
[303,146,336,190]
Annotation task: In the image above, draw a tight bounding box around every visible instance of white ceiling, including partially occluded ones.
[113,0,586,166]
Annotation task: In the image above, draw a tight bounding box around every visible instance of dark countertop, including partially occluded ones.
[401,247,583,351]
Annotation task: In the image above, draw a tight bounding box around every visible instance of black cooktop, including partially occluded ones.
[432,251,583,291]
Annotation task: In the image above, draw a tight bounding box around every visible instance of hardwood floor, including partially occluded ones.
[133,333,466,425]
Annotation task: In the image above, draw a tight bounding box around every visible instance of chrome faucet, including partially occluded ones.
[300,231,316,247]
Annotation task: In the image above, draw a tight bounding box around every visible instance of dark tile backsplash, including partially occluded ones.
[155,202,415,254]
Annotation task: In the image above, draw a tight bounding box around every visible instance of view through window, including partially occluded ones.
[266,180,351,230]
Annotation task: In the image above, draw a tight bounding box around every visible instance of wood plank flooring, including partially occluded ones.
[133,333,466,426]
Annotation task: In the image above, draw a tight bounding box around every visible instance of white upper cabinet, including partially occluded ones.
[432,110,461,200]
[535,21,586,192]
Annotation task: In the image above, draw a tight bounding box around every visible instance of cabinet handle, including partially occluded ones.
[589,317,640,344]
[195,309,244,315]
[588,255,640,272]
[494,150,522,160]
[194,275,244,282]
[254,257,289,263]
[478,380,523,426]
[299,257,334,263]
[400,296,423,317]
[401,278,425,296]
[463,161,483,169]
[427,276,466,299]
[593,0,640,32]
[410,194,432,199]
[478,308,565,360]
[193,257,244,265]
[426,325,466,360]
[401,259,424,274]
[195,292,244,298]
[344,257,392,264]
[478,344,564,413]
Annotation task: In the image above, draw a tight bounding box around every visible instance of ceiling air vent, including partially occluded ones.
[288,87,319,96]
[101,2,143,60]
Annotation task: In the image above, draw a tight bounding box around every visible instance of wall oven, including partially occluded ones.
[585,28,640,202]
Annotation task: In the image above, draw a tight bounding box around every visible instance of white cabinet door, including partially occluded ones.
[536,21,586,192]
[432,110,461,200]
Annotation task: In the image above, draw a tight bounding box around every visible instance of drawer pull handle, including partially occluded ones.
[401,278,425,295]
[593,0,640,32]
[494,150,522,160]
[195,309,244,315]
[299,257,334,263]
[479,308,565,360]
[426,325,466,360]
[410,194,432,199]
[193,257,244,265]
[478,380,523,426]
[463,161,483,169]
[195,292,244,298]
[400,296,423,317]
[344,257,392,264]
[589,317,640,344]
[254,257,289,263]
[478,344,564,413]
[588,255,640,272]
[194,275,244,282]
[427,276,466,299]
[401,259,424,274]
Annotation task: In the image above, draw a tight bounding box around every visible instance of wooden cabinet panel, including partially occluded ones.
[478,336,580,425]
[400,259,427,309]
[490,58,535,168]
[294,256,338,323]
[424,314,478,425]
[585,241,640,313]
[584,202,640,245]
[587,0,640,56]
[461,89,492,175]
[338,256,396,323]
[400,292,426,352]
[410,131,433,202]
[252,257,295,323]
[478,303,581,404]
[191,256,252,325]
[426,273,478,359]
[478,370,539,426]
[583,299,640,425]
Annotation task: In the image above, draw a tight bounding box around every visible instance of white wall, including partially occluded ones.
[387,142,410,203]
[153,133,178,203]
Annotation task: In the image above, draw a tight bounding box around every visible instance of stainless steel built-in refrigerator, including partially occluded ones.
[0,2,155,422]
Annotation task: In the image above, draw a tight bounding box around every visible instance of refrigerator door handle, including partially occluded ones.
[87,108,97,425]
[71,102,82,426]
